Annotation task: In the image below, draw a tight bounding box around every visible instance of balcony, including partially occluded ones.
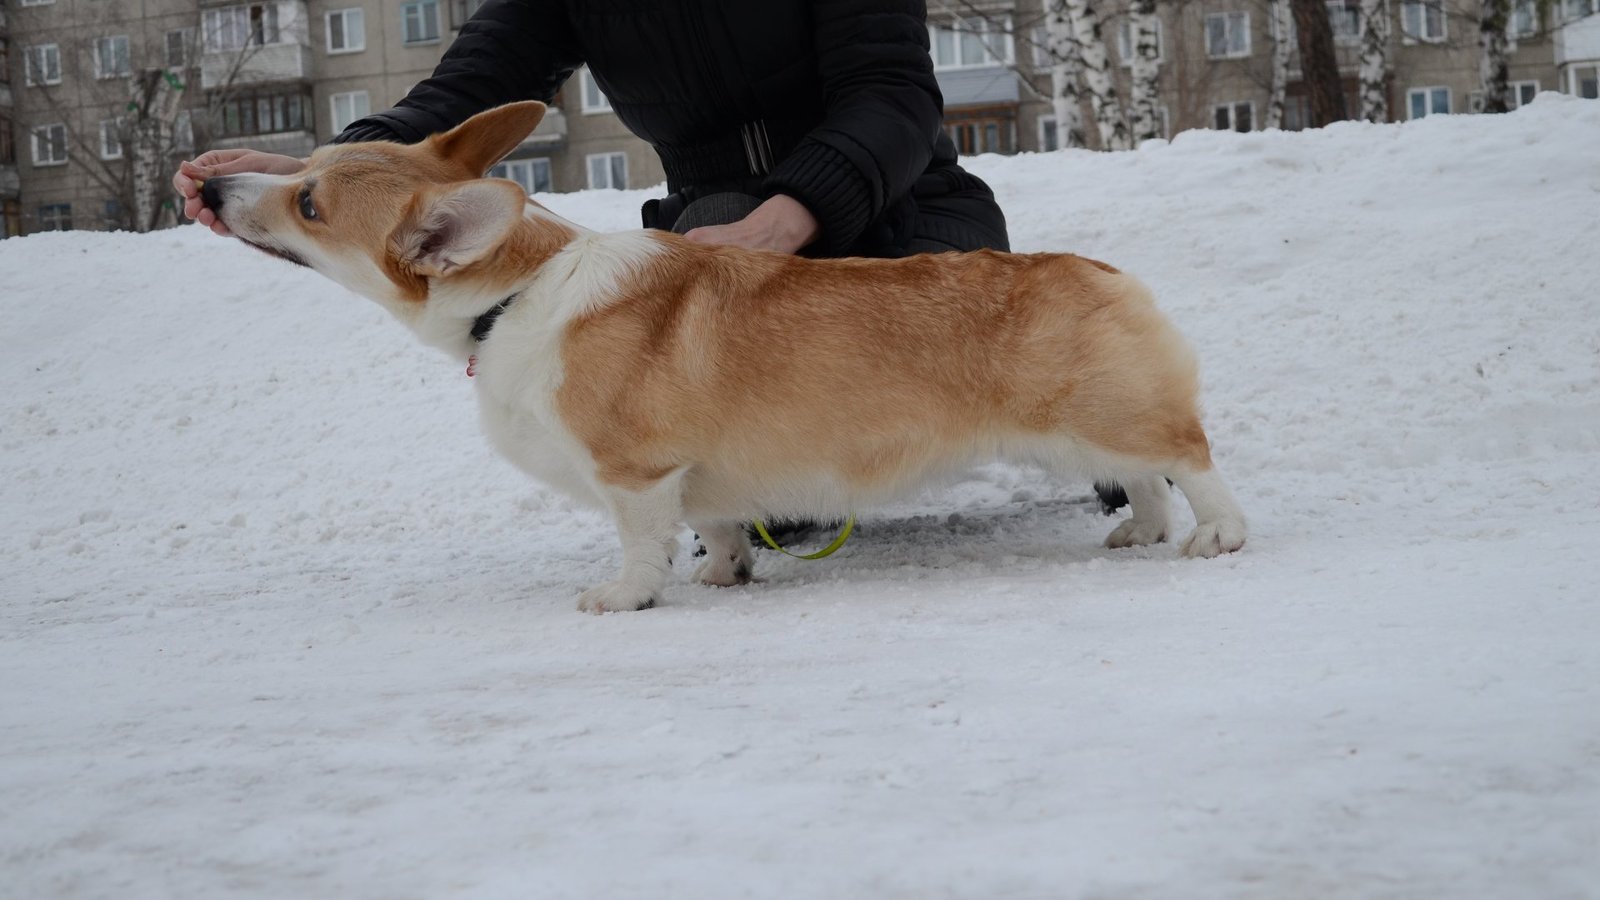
[522,106,567,148]
[201,40,312,90]
[1555,13,1600,65]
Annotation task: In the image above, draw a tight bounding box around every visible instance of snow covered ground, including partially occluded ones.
[4,95,1599,899]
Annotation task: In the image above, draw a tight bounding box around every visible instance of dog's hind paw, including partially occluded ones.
[1104,519,1168,549]
[1179,520,1247,558]
[693,552,754,587]
[577,581,659,614]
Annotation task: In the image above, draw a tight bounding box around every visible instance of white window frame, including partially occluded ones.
[1406,85,1451,118]
[1510,0,1539,38]
[1205,12,1252,59]
[579,67,611,114]
[929,16,1016,70]
[326,8,366,54]
[329,90,371,133]
[1508,79,1539,108]
[1117,18,1165,66]
[99,119,124,159]
[1327,0,1361,43]
[490,157,553,194]
[25,44,63,87]
[165,28,196,68]
[1401,0,1447,42]
[1038,114,1059,151]
[93,35,132,79]
[20,0,55,7]
[1213,100,1255,132]
[401,0,442,44]
[586,151,627,190]
[32,123,68,166]
[38,203,73,231]
[1570,64,1600,98]
[203,5,283,53]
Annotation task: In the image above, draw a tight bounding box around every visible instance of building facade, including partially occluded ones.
[1,0,1595,237]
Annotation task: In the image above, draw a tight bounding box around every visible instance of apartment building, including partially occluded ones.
[930,0,1600,153]
[2,0,1595,238]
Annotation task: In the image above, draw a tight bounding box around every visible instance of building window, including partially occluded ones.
[32,124,68,166]
[1508,80,1540,108]
[929,16,1015,69]
[0,38,10,86]
[1407,86,1451,118]
[20,0,55,6]
[586,152,627,190]
[1117,18,1165,65]
[327,8,366,53]
[0,117,14,164]
[214,92,310,137]
[165,29,196,68]
[99,120,124,159]
[1402,1,1447,41]
[490,157,553,194]
[1205,12,1251,58]
[94,36,132,79]
[1572,65,1600,98]
[103,199,124,228]
[1327,0,1361,42]
[1038,114,1059,151]
[578,67,611,113]
[1511,0,1539,37]
[204,5,283,53]
[2,200,20,238]
[450,0,487,30]
[329,91,371,132]
[402,0,442,44]
[25,44,63,87]
[39,204,74,231]
[1563,0,1598,21]
[1214,101,1254,131]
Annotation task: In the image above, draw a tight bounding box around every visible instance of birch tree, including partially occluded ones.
[1478,0,1512,112]
[1041,3,1090,148]
[1057,0,1131,150]
[1358,0,1391,121]
[1126,0,1164,143]
[1266,0,1293,128]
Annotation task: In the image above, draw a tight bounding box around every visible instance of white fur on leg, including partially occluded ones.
[579,474,685,613]
[1104,474,1172,549]
[1169,467,1248,558]
[688,520,755,587]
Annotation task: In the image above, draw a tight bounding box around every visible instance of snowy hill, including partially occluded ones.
[4,96,1598,899]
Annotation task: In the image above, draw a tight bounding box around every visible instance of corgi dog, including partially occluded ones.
[200,101,1246,613]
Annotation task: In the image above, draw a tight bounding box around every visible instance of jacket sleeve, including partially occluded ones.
[761,0,944,253]
[333,0,583,145]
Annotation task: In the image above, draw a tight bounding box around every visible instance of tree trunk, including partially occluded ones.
[1127,0,1163,143]
[130,69,184,233]
[1358,0,1390,122]
[1267,0,1292,128]
[1044,2,1089,149]
[1290,0,1348,126]
[1057,0,1131,150]
[1479,0,1511,112]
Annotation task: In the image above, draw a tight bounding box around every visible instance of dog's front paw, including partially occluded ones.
[1104,519,1168,549]
[693,551,754,587]
[576,581,659,614]
[1179,520,1247,558]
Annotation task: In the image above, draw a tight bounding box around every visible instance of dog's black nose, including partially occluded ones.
[199,177,224,212]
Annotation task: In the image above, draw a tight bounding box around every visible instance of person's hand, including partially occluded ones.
[173,149,306,236]
[683,194,821,254]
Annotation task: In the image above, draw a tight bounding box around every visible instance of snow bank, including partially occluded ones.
[3,95,1598,899]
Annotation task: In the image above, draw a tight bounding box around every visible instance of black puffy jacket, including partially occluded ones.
[334,0,1009,257]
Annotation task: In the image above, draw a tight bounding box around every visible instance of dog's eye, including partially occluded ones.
[298,188,318,221]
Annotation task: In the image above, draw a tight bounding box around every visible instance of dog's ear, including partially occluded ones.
[391,179,527,277]
[429,101,548,177]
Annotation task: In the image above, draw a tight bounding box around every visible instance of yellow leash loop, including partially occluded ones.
[751,515,857,560]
